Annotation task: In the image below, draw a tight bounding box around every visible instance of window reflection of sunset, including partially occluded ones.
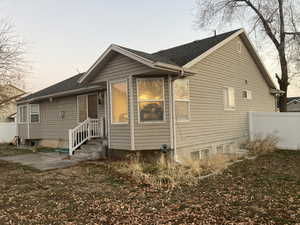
[137,79,164,122]
[111,81,128,123]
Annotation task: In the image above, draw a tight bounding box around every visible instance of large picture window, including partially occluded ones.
[18,105,28,123]
[174,79,190,121]
[137,78,164,122]
[30,104,40,123]
[111,80,128,124]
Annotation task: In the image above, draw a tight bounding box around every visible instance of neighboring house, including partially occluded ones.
[16,29,279,160]
[0,84,26,122]
[287,97,300,112]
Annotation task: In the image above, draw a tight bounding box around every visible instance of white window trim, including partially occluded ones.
[174,79,191,122]
[17,105,28,124]
[110,79,129,125]
[77,92,99,123]
[224,86,235,111]
[30,104,40,123]
[136,77,166,124]
[242,90,252,100]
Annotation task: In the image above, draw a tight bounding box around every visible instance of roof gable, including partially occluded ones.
[79,29,242,83]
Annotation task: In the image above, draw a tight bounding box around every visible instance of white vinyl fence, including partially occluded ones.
[249,112,300,150]
[0,122,17,143]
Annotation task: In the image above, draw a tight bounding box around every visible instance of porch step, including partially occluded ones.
[72,138,106,160]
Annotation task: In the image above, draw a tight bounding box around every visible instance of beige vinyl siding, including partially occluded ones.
[89,53,157,150]
[90,54,156,84]
[17,96,78,141]
[176,36,275,159]
[32,95,77,140]
[133,76,171,150]
[19,92,106,143]
[108,80,131,150]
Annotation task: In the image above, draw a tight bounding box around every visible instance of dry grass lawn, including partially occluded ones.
[0,147,299,224]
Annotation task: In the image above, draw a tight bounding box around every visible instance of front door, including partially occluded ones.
[78,94,98,122]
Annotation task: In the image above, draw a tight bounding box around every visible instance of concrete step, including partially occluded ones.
[72,150,105,160]
[80,144,102,152]
[73,141,106,160]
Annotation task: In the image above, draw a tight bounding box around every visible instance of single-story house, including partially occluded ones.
[287,97,300,112]
[17,29,280,160]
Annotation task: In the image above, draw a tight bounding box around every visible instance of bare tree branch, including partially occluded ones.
[195,0,300,112]
[0,19,27,106]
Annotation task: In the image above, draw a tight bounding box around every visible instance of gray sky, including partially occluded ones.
[1,0,299,96]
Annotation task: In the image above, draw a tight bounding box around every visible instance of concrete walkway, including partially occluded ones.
[0,152,87,171]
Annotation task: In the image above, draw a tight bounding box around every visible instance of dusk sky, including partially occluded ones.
[1,0,299,96]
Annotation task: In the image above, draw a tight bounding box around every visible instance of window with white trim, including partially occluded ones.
[18,105,28,123]
[30,104,40,123]
[224,87,235,110]
[137,78,164,122]
[111,80,128,124]
[174,79,190,121]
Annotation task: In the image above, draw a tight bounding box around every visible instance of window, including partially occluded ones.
[111,80,128,124]
[224,87,235,110]
[242,90,252,100]
[216,145,224,154]
[191,148,210,160]
[30,104,40,123]
[199,148,210,159]
[18,105,28,123]
[137,78,164,122]
[174,79,190,121]
[191,151,200,161]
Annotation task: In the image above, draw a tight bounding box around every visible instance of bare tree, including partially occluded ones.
[0,19,27,106]
[195,0,300,112]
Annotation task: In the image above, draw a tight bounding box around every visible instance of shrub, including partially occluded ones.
[245,135,278,155]
[113,153,239,188]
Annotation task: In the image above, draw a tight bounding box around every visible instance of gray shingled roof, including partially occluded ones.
[19,73,87,101]
[19,29,240,102]
[119,29,240,66]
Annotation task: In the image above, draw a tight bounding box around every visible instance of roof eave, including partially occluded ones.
[153,62,196,76]
[17,85,104,104]
[182,29,245,69]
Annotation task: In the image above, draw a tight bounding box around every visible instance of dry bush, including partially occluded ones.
[114,153,239,188]
[245,135,279,155]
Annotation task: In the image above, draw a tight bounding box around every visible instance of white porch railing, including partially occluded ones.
[68,117,104,155]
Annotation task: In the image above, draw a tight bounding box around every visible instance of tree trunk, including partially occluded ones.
[277,51,289,112]
[278,82,288,112]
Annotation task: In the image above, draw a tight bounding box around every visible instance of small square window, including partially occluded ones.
[199,148,210,159]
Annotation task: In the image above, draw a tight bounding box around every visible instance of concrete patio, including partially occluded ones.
[0,152,88,171]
